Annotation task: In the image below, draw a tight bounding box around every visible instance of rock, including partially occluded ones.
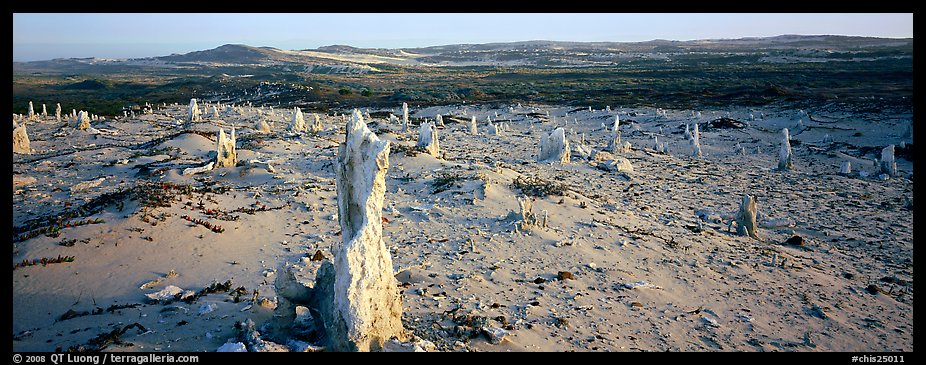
[382,338,436,352]
[310,113,323,134]
[246,159,275,173]
[13,124,32,154]
[239,319,289,352]
[785,235,804,246]
[257,120,271,133]
[310,250,326,261]
[623,281,662,290]
[13,175,37,189]
[516,196,544,231]
[591,150,615,162]
[402,102,409,131]
[189,99,202,122]
[287,340,324,352]
[198,303,217,316]
[533,277,546,284]
[145,285,184,302]
[840,161,852,175]
[573,143,591,160]
[488,122,500,136]
[690,123,702,158]
[76,111,90,130]
[735,195,760,240]
[778,128,793,170]
[215,128,237,168]
[316,109,405,352]
[217,342,247,352]
[257,296,278,310]
[182,162,214,176]
[607,115,625,153]
[539,127,569,163]
[601,157,633,173]
[70,177,106,191]
[416,120,440,157]
[294,305,315,328]
[482,326,510,344]
[273,266,314,304]
[809,305,828,319]
[880,145,897,176]
[865,284,881,295]
[556,271,575,281]
[292,107,307,132]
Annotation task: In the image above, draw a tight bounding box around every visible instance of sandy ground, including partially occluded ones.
[12,101,913,352]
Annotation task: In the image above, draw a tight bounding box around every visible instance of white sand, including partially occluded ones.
[12,102,912,352]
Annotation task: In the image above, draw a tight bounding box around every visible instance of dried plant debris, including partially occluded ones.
[13,255,75,271]
[390,143,420,157]
[67,323,148,352]
[512,175,568,197]
[56,303,142,322]
[431,171,472,193]
[180,215,226,233]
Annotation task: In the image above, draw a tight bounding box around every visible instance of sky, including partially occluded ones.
[12,13,914,62]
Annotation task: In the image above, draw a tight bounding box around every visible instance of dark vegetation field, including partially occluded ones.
[13,55,912,116]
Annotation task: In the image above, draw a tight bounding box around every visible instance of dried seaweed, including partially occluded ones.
[431,171,470,193]
[67,323,148,352]
[512,175,568,197]
[13,255,75,271]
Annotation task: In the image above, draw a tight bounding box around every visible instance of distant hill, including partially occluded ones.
[13,35,913,73]
[157,44,282,64]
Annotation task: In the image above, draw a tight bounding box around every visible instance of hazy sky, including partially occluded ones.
[13,13,913,62]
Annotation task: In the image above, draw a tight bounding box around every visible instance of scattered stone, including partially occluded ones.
[482,326,510,344]
[145,285,184,302]
[287,340,324,352]
[198,303,217,316]
[623,281,662,290]
[13,175,37,188]
[217,342,247,352]
[257,296,278,310]
[556,271,575,281]
[183,162,214,176]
